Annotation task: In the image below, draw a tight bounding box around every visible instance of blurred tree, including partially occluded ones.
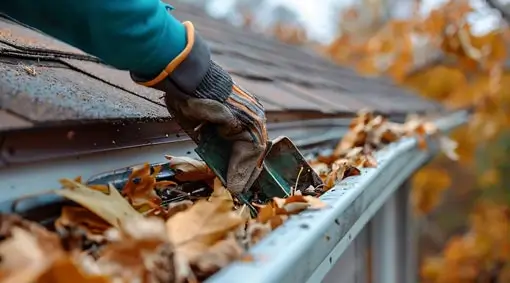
[321,0,510,281]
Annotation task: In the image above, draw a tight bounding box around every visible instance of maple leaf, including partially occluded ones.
[165,155,216,182]
[55,179,142,228]
[166,198,245,264]
[121,163,167,213]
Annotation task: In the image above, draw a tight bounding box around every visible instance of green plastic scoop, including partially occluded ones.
[194,125,324,216]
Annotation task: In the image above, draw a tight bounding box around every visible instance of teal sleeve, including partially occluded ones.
[0,0,187,77]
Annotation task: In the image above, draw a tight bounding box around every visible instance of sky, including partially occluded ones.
[181,0,505,44]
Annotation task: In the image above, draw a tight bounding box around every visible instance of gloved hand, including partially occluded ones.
[131,21,268,194]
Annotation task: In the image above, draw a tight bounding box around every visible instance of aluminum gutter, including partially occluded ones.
[0,118,351,204]
[206,110,469,283]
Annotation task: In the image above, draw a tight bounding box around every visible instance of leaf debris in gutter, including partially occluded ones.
[0,111,458,283]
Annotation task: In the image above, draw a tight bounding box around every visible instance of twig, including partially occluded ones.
[292,166,304,196]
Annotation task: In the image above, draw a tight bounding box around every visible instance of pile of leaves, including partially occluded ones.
[0,111,455,283]
[309,111,458,192]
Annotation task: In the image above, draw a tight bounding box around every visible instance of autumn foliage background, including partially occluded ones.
[242,0,510,281]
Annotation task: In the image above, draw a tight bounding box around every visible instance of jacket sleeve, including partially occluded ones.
[0,0,187,78]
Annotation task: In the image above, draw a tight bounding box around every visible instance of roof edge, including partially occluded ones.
[206,109,469,283]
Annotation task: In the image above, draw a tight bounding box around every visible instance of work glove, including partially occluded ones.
[130,21,268,194]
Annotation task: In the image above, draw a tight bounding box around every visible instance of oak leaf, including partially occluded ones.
[55,179,141,228]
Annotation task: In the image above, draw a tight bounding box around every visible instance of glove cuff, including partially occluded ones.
[130,21,231,103]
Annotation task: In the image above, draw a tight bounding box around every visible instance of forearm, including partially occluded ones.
[0,0,187,77]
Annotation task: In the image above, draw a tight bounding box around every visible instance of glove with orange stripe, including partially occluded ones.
[130,21,268,194]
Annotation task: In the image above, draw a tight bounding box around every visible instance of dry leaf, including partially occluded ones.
[55,206,111,239]
[324,160,361,190]
[0,214,60,242]
[310,162,329,177]
[191,236,244,278]
[0,225,97,283]
[37,257,110,283]
[236,204,252,221]
[95,217,182,283]
[303,196,328,209]
[256,203,277,224]
[167,200,194,219]
[0,228,61,283]
[438,135,459,161]
[245,221,272,246]
[165,156,216,182]
[209,178,233,203]
[273,195,327,214]
[55,179,141,228]
[166,199,245,263]
[121,163,166,213]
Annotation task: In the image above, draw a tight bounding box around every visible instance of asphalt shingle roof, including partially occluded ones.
[0,2,443,132]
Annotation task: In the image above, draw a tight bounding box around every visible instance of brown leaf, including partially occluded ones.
[302,196,328,209]
[0,226,91,283]
[55,179,142,228]
[282,201,309,214]
[122,163,165,212]
[334,122,367,156]
[272,195,327,215]
[167,200,194,219]
[165,156,216,182]
[209,178,233,203]
[361,153,378,168]
[55,206,111,239]
[310,162,330,177]
[0,214,60,242]
[37,257,110,283]
[268,215,288,230]
[246,221,272,246]
[256,203,276,224]
[191,236,244,279]
[166,199,245,263]
[323,159,361,190]
[96,217,184,283]
[0,228,57,283]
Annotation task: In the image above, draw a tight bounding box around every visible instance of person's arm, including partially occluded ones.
[1,0,186,78]
[1,0,268,194]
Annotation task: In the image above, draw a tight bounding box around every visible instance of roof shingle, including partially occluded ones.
[0,3,443,131]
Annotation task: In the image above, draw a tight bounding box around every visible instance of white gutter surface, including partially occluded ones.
[206,110,469,283]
